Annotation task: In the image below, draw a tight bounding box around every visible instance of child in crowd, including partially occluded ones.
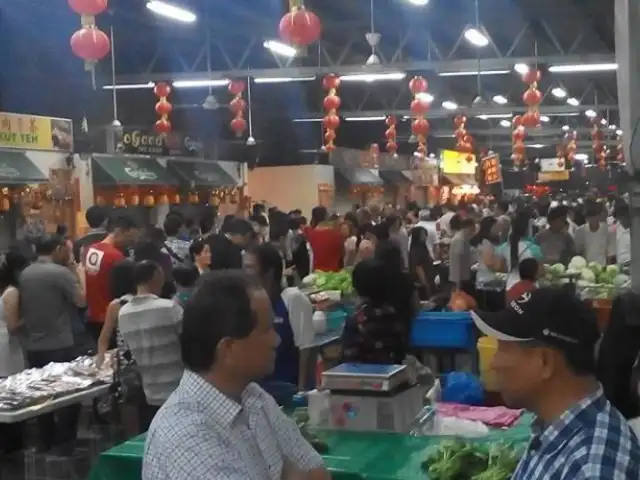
[506,258,540,302]
[172,265,199,308]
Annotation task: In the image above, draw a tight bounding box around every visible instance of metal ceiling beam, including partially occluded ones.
[483,140,617,148]
[287,104,617,120]
[426,127,617,138]
[113,53,615,83]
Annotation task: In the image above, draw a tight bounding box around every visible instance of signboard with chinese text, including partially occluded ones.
[0,112,73,151]
[440,149,477,174]
[481,154,502,185]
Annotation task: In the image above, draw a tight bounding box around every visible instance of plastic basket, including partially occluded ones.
[410,311,474,349]
[477,336,499,391]
[325,310,347,331]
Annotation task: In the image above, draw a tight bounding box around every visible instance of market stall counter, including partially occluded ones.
[87,414,533,480]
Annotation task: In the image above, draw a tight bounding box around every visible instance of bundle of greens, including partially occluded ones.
[302,270,353,295]
[421,439,522,479]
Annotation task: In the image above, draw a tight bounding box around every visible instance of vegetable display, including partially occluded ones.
[542,256,630,299]
[302,270,353,295]
[421,439,522,479]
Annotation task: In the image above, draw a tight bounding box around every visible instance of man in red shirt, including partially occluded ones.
[305,206,344,272]
[506,258,540,302]
[84,216,139,343]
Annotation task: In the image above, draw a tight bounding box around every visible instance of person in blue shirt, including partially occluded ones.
[243,243,315,392]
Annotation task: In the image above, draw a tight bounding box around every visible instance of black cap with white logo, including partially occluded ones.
[471,288,600,352]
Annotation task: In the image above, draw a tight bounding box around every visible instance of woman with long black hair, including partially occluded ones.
[471,216,504,311]
[408,227,436,300]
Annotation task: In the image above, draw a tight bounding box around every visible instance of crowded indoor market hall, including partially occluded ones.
[0,0,640,479]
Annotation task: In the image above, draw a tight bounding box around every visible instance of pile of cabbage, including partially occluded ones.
[543,256,630,299]
[302,270,353,295]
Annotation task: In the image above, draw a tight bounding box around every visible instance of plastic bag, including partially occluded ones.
[441,372,484,406]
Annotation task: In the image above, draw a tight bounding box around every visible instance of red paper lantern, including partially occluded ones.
[230,117,247,136]
[228,80,245,96]
[323,74,340,91]
[385,128,395,140]
[522,69,541,85]
[385,115,396,127]
[155,99,172,117]
[323,95,341,111]
[386,141,397,153]
[513,142,526,156]
[229,97,247,115]
[70,27,110,61]
[523,88,542,107]
[411,118,430,137]
[454,115,467,128]
[323,114,340,130]
[512,127,525,142]
[155,118,171,135]
[68,0,108,16]
[278,7,322,46]
[408,76,428,95]
[154,82,171,98]
[410,98,430,115]
[512,115,523,128]
[522,111,540,128]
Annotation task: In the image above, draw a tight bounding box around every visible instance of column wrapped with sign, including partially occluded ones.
[481,154,502,186]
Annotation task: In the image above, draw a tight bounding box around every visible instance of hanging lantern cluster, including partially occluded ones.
[153,82,172,135]
[556,144,566,170]
[322,74,341,152]
[591,119,607,170]
[616,132,625,164]
[68,0,110,88]
[454,115,474,162]
[409,76,430,157]
[564,130,577,165]
[385,115,398,156]
[278,1,322,47]
[228,80,247,137]
[511,115,526,168]
[521,69,542,128]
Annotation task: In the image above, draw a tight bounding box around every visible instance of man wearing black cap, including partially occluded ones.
[472,288,639,479]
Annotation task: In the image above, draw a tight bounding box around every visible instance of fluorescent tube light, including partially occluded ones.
[254,76,315,84]
[514,63,529,75]
[566,97,580,106]
[528,144,546,149]
[438,70,509,77]
[585,109,597,118]
[344,116,386,121]
[172,79,229,88]
[464,28,489,47]
[549,63,618,73]
[146,0,197,23]
[477,113,513,120]
[416,92,434,103]
[407,0,429,5]
[263,40,297,58]
[551,87,567,98]
[292,118,322,123]
[546,112,580,117]
[575,153,588,161]
[616,129,623,136]
[339,72,406,82]
[540,115,550,122]
[103,82,155,90]
[499,119,510,127]
[492,95,508,105]
[442,101,458,110]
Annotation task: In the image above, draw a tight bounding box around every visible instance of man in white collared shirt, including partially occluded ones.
[614,204,631,267]
[143,271,328,480]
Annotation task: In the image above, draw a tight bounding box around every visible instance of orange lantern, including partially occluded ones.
[322,74,341,152]
[228,80,247,137]
[144,191,155,207]
[408,76,430,156]
[454,114,474,159]
[385,115,398,156]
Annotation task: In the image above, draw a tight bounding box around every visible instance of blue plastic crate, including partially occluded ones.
[325,309,347,331]
[410,311,475,349]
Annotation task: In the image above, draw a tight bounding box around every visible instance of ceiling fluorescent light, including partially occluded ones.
[566,97,580,106]
[146,0,197,23]
[528,144,546,149]
[344,116,386,121]
[442,101,458,110]
[464,28,489,47]
[549,63,618,73]
[292,118,322,123]
[499,119,510,127]
[616,129,623,136]
[173,79,229,88]
[103,82,154,90]
[574,153,589,161]
[546,112,580,117]
[585,109,597,118]
[254,76,315,84]
[263,40,297,58]
[551,87,567,98]
[514,63,529,75]
[477,113,512,120]
[438,70,509,77]
[540,115,550,122]
[416,92,434,103]
[339,72,406,82]
[407,0,429,5]
[492,95,508,105]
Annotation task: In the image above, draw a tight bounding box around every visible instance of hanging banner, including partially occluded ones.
[539,157,566,173]
[0,112,73,151]
[440,149,477,174]
[116,127,204,157]
[481,154,502,185]
[538,171,570,182]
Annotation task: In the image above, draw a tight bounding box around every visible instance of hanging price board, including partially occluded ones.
[481,154,502,185]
